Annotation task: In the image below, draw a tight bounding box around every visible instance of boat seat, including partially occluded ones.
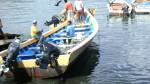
[53,33,66,37]
[17,50,36,60]
[74,27,91,32]
[57,44,75,48]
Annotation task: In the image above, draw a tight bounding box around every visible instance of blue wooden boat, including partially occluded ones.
[0,8,98,79]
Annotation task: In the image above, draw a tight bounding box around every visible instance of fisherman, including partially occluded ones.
[66,21,74,44]
[31,20,41,39]
[60,0,73,21]
[74,0,84,22]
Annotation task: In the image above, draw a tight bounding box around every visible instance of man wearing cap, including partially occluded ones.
[31,20,38,38]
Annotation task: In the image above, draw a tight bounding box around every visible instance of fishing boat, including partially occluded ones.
[0,8,98,79]
[107,0,132,16]
[132,0,150,14]
[0,33,20,52]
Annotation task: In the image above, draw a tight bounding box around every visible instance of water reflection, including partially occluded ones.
[100,14,150,83]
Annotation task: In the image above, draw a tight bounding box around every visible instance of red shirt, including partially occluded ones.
[65,2,73,10]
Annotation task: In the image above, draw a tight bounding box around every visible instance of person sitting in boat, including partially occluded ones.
[74,0,85,23]
[31,20,42,40]
[60,0,73,21]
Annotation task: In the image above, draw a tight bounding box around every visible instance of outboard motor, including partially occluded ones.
[5,37,21,68]
[44,15,61,27]
[0,37,21,75]
[32,31,60,69]
[35,41,60,69]
[122,3,129,16]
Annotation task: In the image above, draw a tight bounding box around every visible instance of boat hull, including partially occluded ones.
[2,39,92,79]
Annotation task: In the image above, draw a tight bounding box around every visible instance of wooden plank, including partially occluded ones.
[0,39,12,45]
[0,20,68,58]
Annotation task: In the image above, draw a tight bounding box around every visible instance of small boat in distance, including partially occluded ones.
[107,0,132,16]
[0,19,20,51]
[132,0,150,14]
[0,33,20,51]
[0,8,98,79]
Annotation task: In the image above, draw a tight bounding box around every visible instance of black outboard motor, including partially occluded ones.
[44,15,61,27]
[122,3,129,16]
[35,41,60,69]
[4,37,21,68]
[32,31,60,69]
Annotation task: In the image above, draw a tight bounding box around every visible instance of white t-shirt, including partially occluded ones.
[74,1,83,11]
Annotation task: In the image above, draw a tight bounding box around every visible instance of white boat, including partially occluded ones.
[107,0,132,16]
[132,0,150,14]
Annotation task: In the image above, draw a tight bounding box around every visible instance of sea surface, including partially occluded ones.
[1,0,150,84]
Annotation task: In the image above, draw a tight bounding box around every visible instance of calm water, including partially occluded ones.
[1,0,150,84]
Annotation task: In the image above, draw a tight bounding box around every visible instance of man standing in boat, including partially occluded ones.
[74,0,85,22]
[65,21,75,44]
[60,0,73,21]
